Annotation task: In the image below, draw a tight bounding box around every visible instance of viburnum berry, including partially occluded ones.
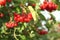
[14,12,18,16]
[17,14,21,18]
[24,18,30,23]
[38,30,48,35]
[32,3,36,7]
[40,1,58,12]
[27,13,32,19]
[14,16,24,23]
[0,13,4,18]
[5,22,18,29]
[19,16,24,22]
[40,4,46,10]
[14,23,18,26]
[0,0,6,6]
[36,27,48,35]
[14,12,33,23]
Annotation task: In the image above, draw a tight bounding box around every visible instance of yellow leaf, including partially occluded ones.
[28,6,39,22]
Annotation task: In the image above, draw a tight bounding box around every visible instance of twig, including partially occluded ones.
[14,28,19,40]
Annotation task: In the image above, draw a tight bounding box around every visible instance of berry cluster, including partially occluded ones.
[40,1,58,12]
[0,0,6,6]
[14,12,33,23]
[0,13,4,18]
[36,27,48,35]
[5,22,18,29]
[0,0,12,6]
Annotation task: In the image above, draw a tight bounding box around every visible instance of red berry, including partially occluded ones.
[48,4,52,11]
[14,12,18,16]
[5,22,18,29]
[32,4,36,7]
[14,13,32,23]
[5,22,13,28]
[38,30,48,35]
[28,13,32,19]
[17,18,21,22]
[40,1,58,12]
[14,17,17,20]
[17,15,20,18]
[14,23,18,26]
[54,4,58,10]
[14,17,19,23]
[48,4,52,9]
[11,23,15,27]
[24,18,30,23]
[40,4,46,10]
[0,0,6,6]
[19,16,24,22]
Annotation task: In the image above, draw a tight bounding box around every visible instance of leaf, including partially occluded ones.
[16,7,21,13]
[28,6,39,22]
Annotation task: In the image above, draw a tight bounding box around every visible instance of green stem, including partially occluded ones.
[14,28,19,40]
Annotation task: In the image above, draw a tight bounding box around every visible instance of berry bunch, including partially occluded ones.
[5,22,18,29]
[40,1,58,12]
[14,12,33,23]
[0,0,6,6]
[0,13,4,18]
[36,27,48,35]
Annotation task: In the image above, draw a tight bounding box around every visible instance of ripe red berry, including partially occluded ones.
[28,13,32,19]
[14,23,18,27]
[14,12,18,16]
[5,22,18,29]
[38,30,48,35]
[5,22,13,28]
[24,18,30,23]
[47,4,52,11]
[14,13,33,23]
[0,0,6,6]
[54,4,58,10]
[40,4,46,10]
[40,1,58,12]
[17,18,21,22]
[14,17,17,20]
[32,3,36,7]
[19,16,24,22]
[17,15,21,18]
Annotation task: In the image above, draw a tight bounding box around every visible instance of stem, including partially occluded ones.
[14,28,19,40]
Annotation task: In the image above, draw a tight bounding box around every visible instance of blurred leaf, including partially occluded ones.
[28,6,39,22]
